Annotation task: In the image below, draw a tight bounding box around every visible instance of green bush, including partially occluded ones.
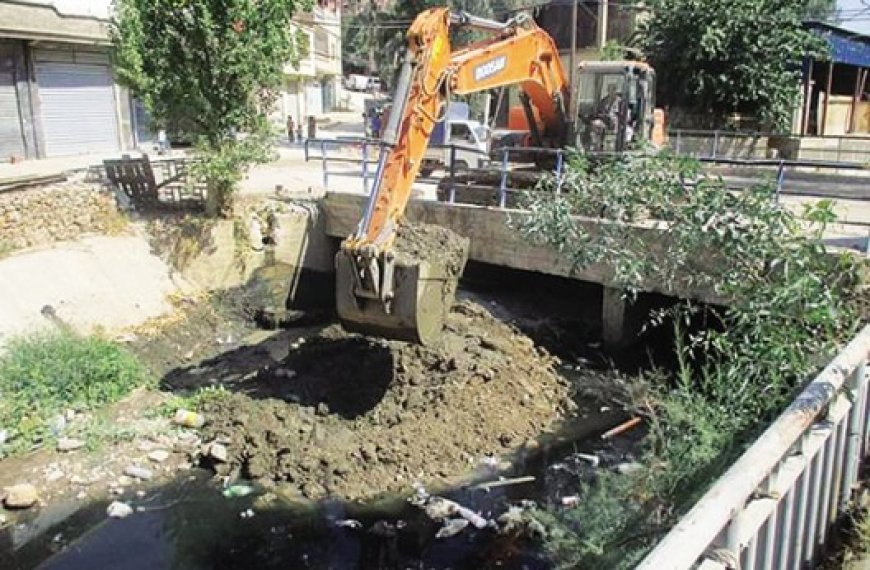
[521,152,863,567]
[0,332,152,453]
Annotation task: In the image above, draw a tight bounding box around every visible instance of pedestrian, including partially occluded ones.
[156,129,170,155]
[286,116,295,143]
[296,123,304,143]
[371,111,382,139]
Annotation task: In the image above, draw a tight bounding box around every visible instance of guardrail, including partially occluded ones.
[638,325,870,570]
[304,136,868,210]
[303,137,382,193]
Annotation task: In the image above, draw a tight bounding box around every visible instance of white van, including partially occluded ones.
[420,119,491,176]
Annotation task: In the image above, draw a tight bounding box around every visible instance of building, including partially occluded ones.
[0,0,135,161]
[277,1,343,126]
[341,0,393,17]
[797,22,870,136]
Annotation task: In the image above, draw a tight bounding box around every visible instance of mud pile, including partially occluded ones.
[198,300,576,501]
[393,222,468,278]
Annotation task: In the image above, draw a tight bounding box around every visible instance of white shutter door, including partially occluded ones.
[0,72,24,160]
[36,63,119,157]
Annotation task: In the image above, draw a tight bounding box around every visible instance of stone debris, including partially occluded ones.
[147,450,170,463]
[123,466,154,481]
[0,181,119,252]
[106,501,134,519]
[56,438,86,452]
[204,442,228,463]
[3,484,39,509]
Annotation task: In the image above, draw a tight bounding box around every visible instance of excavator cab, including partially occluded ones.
[574,61,657,154]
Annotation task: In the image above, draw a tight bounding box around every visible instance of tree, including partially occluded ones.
[639,0,827,130]
[112,0,310,216]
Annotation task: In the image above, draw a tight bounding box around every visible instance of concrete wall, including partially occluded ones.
[0,2,109,44]
[175,199,334,295]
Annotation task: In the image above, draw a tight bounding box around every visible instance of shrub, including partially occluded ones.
[0,332,152,453]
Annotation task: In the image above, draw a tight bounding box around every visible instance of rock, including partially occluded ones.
[147,450,170,463]
[56,438,86,452]
[0,429,8,446]
[106,501,133,519]
[3,484,39,509]
[205,442,228,463]
[117,475,133,486]
[123,466,154,480]
[316,402,330,416]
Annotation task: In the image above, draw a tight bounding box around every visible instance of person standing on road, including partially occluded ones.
[371,111,382,140]
[286,116,295,143]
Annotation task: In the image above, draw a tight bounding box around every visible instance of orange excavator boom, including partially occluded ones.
[336,7,571,344]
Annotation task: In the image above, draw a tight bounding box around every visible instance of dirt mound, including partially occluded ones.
[198,300,576,501]
[394,222,467,275]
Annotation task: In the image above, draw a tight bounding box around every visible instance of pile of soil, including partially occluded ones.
[393,222,468,276]
[197,300,576,501]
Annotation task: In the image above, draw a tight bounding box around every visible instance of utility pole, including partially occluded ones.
[568,0,578,128]
[597,0,608,49]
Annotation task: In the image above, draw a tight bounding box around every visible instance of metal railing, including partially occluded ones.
[638,325,870,570]
[303,137,382,193]
[306,136,868,213]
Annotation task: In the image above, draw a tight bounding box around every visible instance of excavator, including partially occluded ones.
[336,7,663,345]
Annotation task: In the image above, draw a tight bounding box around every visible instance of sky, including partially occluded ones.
[838,0,870,35]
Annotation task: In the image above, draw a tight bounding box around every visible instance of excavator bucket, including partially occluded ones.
[335,241,467,346]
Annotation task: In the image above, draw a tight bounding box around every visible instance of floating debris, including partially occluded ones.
[106,501,133,519]
[435,518,469,539]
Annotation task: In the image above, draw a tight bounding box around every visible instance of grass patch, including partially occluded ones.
[0,331,153,454]
[153,385,231,419]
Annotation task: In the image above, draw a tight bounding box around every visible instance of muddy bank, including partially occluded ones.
[194,300,576,501]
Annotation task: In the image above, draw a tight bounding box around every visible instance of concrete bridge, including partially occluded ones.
[320,193,723,346]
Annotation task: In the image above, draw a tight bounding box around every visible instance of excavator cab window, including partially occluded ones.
[575,64,654,154]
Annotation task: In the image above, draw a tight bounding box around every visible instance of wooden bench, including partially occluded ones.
[103,154,206,211]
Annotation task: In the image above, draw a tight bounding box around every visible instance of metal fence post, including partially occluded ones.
[775,161,786,203]
[712,130,720,159]
[448,144,457,204]
[498,147,509,208]
[361,142,369,194]
[554,150,564,193]
[841,361,866,512]
[320,141,328,188]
